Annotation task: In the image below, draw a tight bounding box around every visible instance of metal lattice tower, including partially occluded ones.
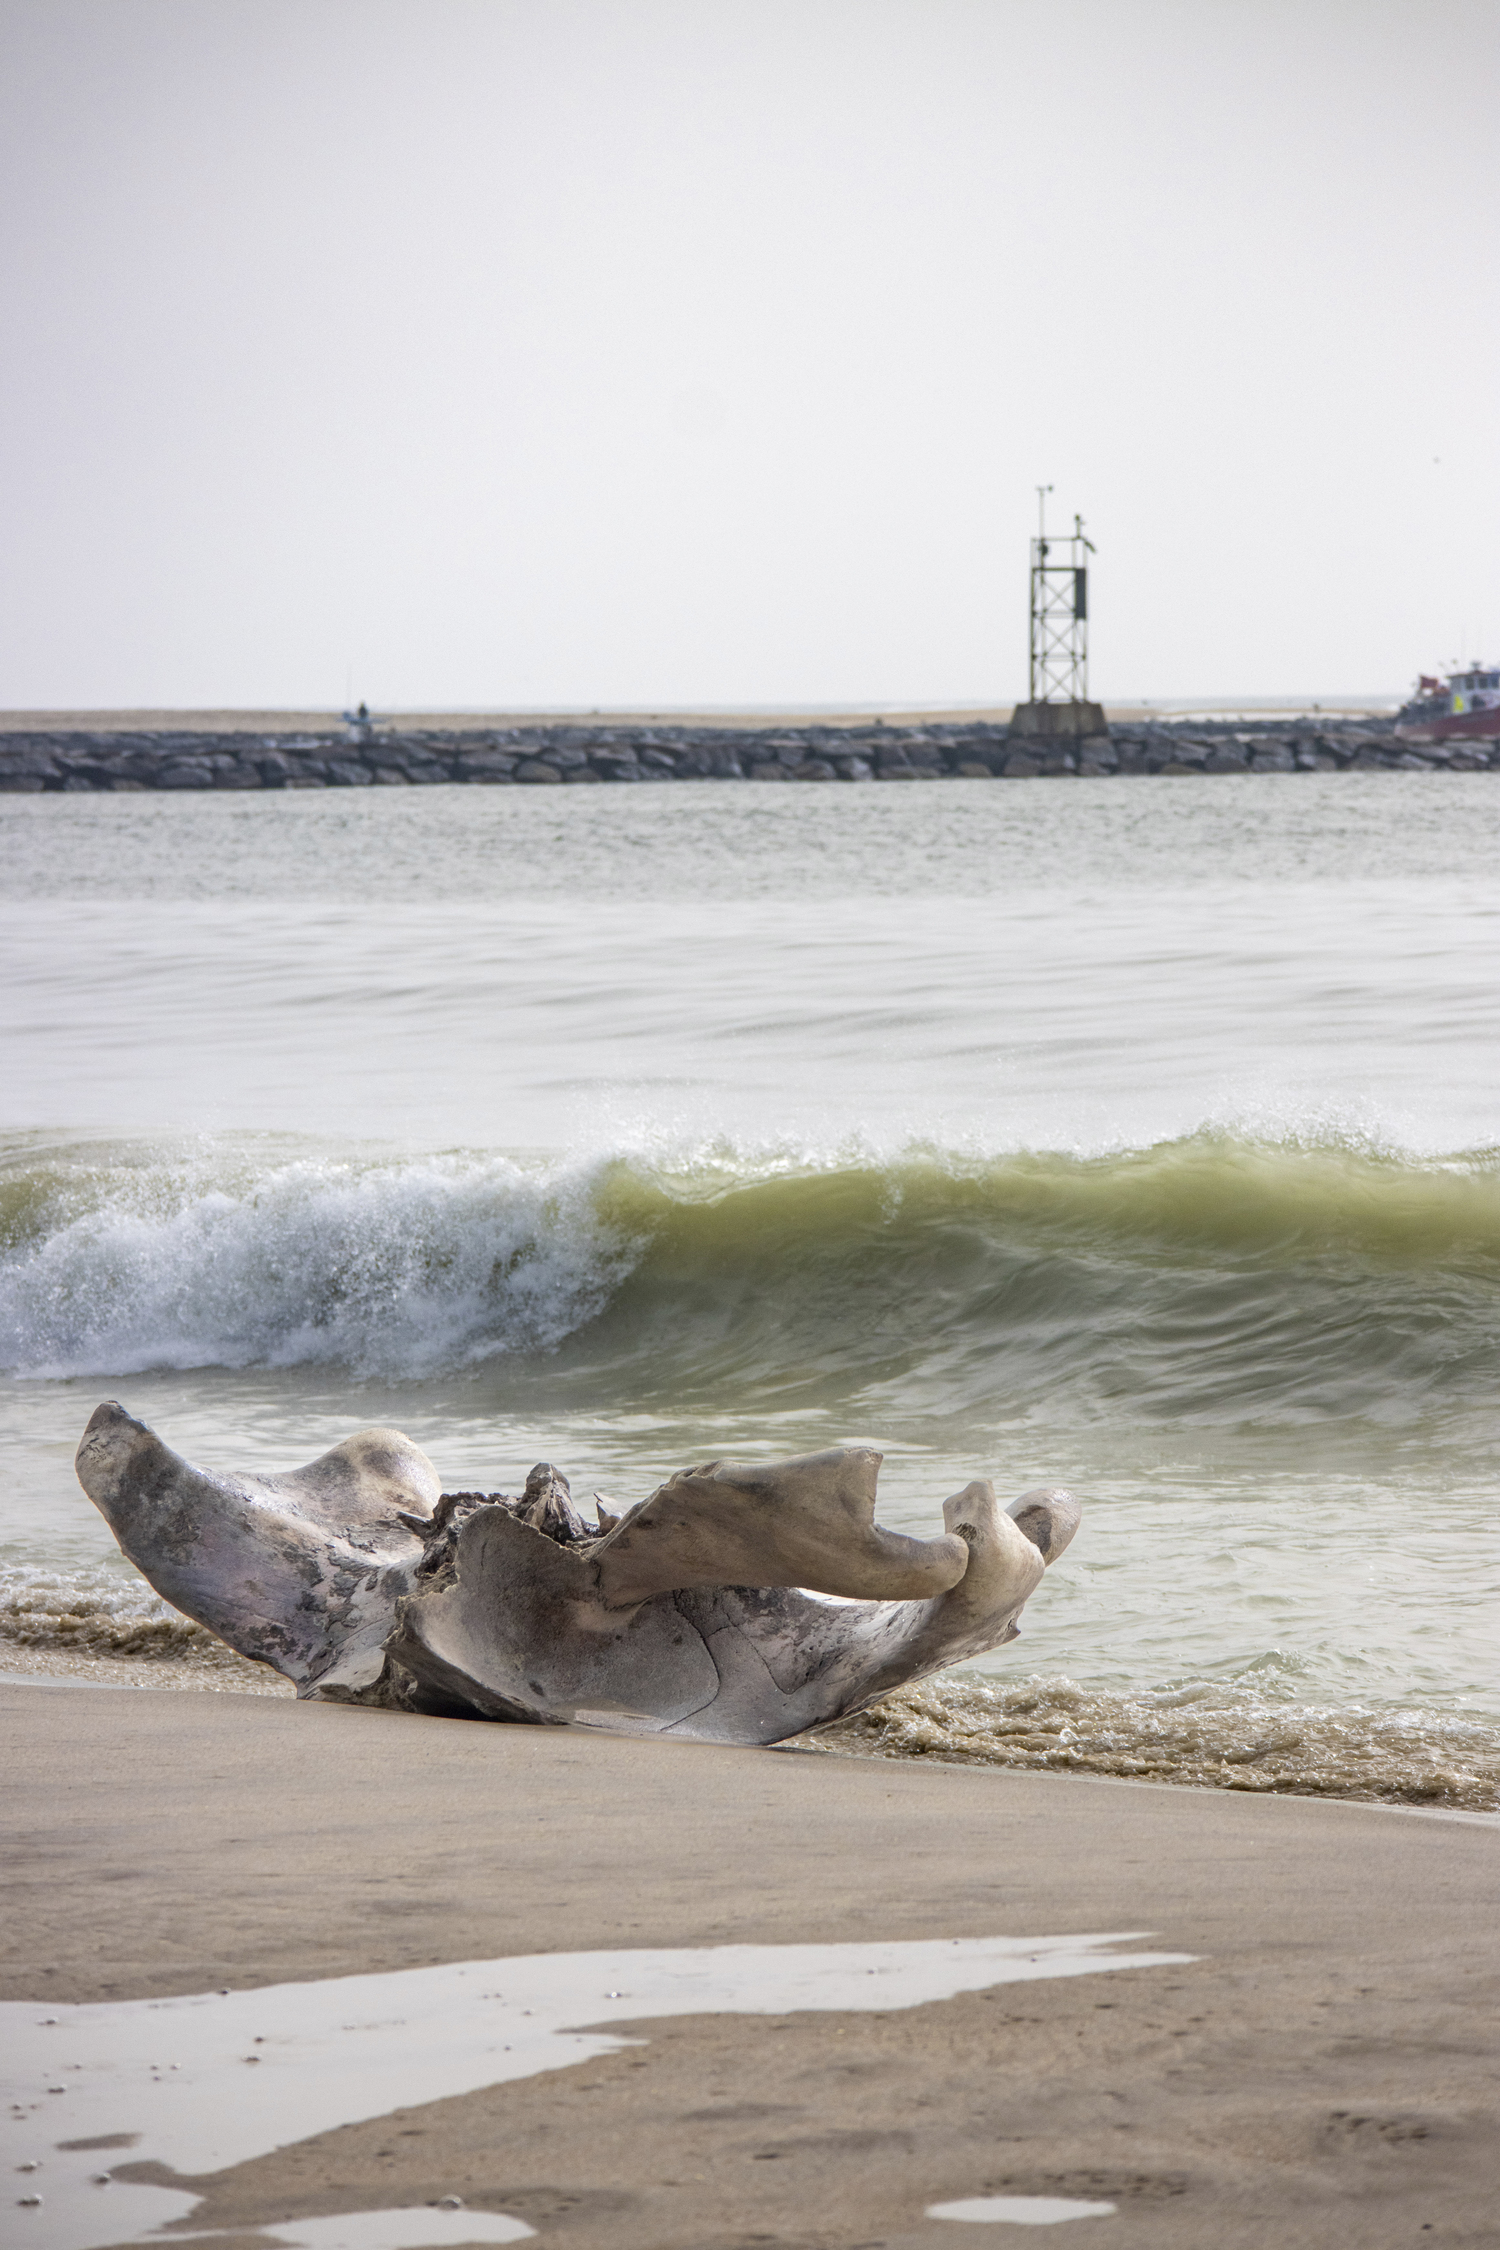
[1029,487,1095,703]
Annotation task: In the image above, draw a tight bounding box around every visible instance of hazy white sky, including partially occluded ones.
[1,0,1496,710]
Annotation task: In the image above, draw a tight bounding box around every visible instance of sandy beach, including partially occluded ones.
[5,1680,1497,2250]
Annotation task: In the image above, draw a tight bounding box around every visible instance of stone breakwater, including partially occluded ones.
[1,714,1486,790]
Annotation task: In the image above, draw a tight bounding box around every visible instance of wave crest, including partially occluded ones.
[2,1133,1497,1416]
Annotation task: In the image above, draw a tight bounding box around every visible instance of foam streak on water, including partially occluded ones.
[814,1675,1500,1813]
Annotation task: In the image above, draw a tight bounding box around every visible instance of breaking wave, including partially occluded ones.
[0,1143,635,1380]
[1,1130,1497,1422]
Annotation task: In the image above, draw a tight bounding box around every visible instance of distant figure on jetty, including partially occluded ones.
[342,701,374,745]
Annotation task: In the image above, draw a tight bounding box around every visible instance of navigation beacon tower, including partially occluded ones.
[1008,486,1109,749]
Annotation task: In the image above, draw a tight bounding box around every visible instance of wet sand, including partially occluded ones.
[4,1681,1497,2249]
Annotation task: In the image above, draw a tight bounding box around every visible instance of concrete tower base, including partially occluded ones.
[1008,699,1110,740]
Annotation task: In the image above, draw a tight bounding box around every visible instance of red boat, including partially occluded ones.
[1396,665,1500,741]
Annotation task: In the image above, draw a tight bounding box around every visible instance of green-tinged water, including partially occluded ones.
[1,778,1497,1800]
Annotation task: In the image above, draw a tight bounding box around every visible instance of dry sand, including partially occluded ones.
[4,1681,1497,2249]
[1,708,1015,735]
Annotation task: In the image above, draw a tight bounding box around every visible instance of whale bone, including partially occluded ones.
[590,1446,972,1607]
[74,1402,1079,1744]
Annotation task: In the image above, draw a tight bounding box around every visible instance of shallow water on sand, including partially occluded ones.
[1,778,1497,1800]
[1,1934,1184,2249]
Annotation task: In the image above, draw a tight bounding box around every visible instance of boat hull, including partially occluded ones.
[1395,706,1500,743]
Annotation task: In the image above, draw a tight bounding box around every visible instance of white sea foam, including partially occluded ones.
[0,1149,637,1380]
[0,1560,270,1681]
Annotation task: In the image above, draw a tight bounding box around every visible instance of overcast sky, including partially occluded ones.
[1,0,1496,711]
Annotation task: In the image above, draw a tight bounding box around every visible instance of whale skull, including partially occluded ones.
[74,1401,1079,1746]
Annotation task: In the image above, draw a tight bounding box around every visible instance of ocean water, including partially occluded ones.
[1,777,1497,1805]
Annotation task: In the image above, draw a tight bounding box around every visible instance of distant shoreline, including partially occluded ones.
[2,704,1489,787]
[0,697,1404,734]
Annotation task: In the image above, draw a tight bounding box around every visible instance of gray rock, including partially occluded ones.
[455,751,519,781]
[685,745,746,778]
[516,760,562,784]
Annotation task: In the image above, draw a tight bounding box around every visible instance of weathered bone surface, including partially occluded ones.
[75,1400,1080,1745]
[74,1403,438,1695]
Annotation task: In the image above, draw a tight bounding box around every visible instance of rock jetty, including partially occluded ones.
[1,714,1488,791]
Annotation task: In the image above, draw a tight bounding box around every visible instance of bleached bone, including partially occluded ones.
[74,1401,436,1695]
[74,1404,1079,1745]
[591,1447,971,1606]
[388,1472,1072,1743]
